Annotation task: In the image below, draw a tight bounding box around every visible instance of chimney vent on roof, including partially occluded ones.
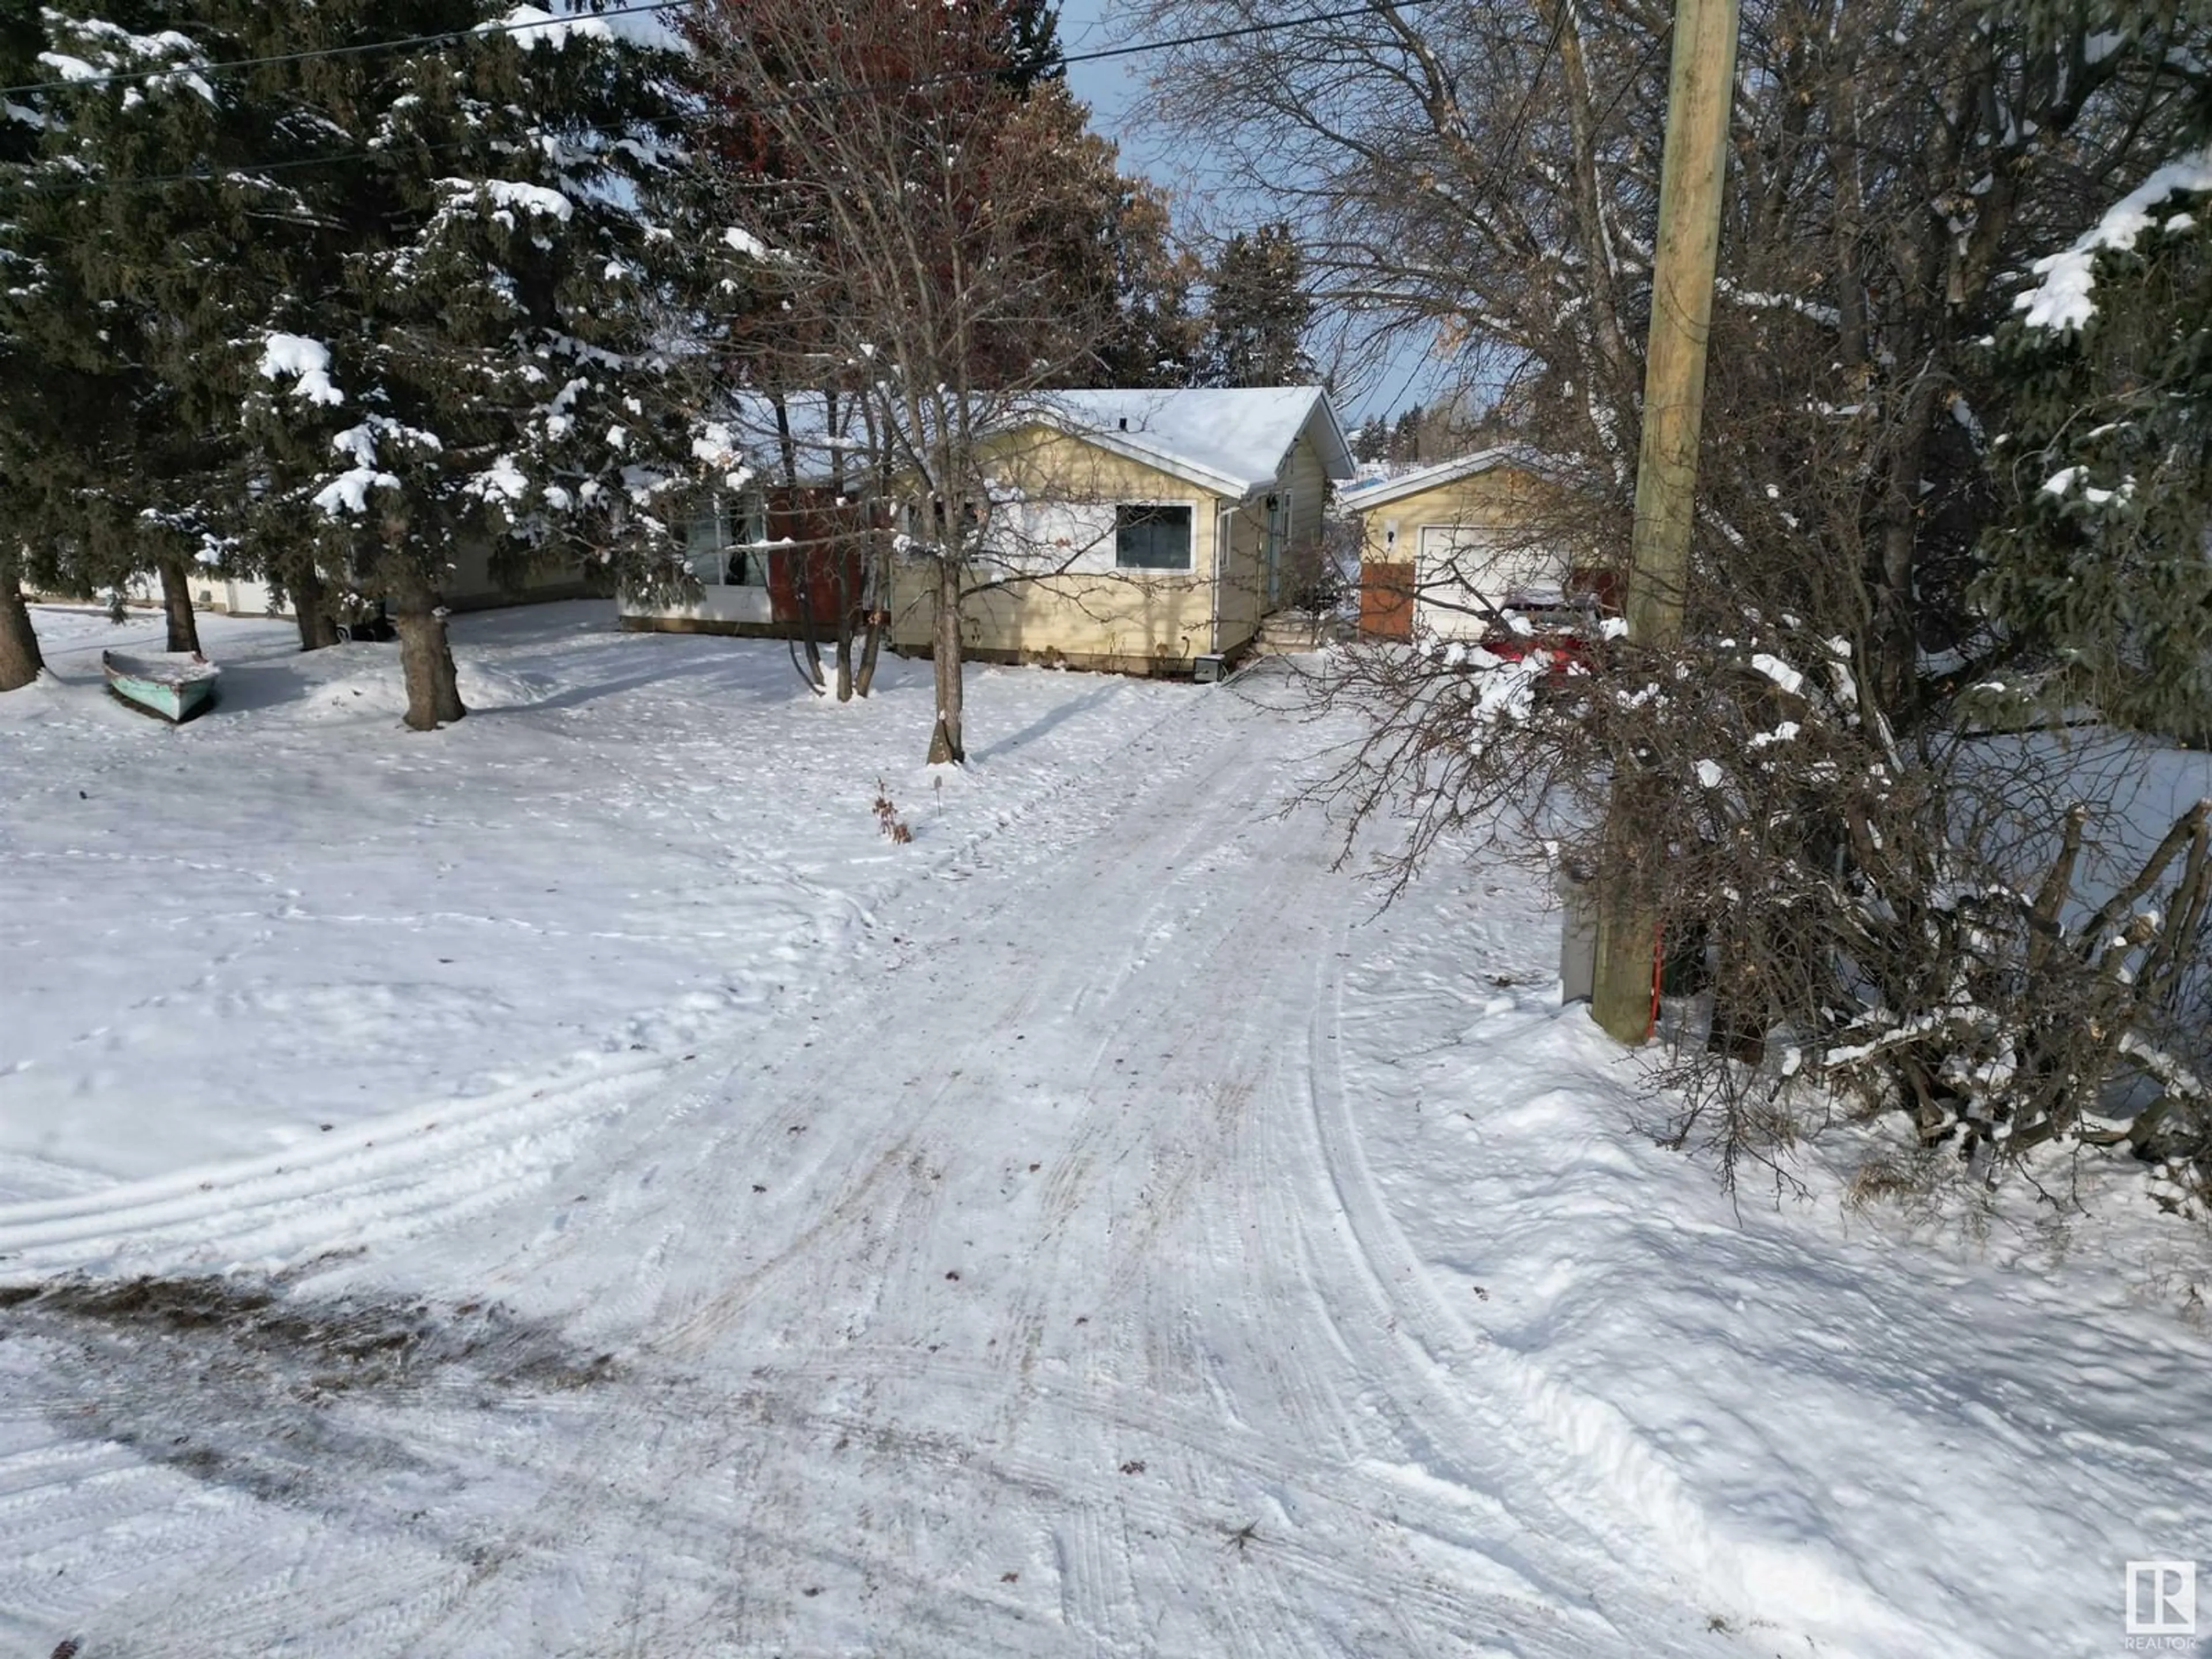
[1118,416,1128,430]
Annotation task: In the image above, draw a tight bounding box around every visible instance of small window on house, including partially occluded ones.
[1115,503,1193,571]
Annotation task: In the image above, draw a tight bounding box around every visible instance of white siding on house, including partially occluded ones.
[646,584,774,626]
[217,578,278,616]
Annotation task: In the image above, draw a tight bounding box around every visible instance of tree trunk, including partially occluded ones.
[785,548,825,693]
[392,574,465,731]
[0,544,44,692]
[855,596,885,699]
[834,558,855,703]
[799,596,825,690]
[158,556,202,656]
[289,556,340,652]
[1870,370,1942,715]
[925,554,964,764]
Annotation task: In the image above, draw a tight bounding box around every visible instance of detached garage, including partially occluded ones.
[1339,449,1571,641]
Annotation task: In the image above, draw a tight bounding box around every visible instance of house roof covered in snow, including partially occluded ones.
[1335,445,1550,513]
[708,386,1355,499]
[1027,387,1356,498]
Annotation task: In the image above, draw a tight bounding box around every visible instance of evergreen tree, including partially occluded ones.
[1196,220,1312,387]
[1,1,712,725]
[997,0,1064,90]
[1979,8,2212,743]
[1349,414,1388,464]
[0,2,280,661]
[1982,181,2212,741]
[236,2,706,729]
[0,0,47,691]
[1091,176,1204,388]
[1387,403,1424,465]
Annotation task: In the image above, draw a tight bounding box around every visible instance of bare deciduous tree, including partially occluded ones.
[1152,0,2212,1204]
[690,0,1131,761]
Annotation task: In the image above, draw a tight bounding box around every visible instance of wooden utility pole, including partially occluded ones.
[1589,0,1741,1044]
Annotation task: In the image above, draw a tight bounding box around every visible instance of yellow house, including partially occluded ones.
[892,387,1354,675]
[620,387,1354,676]
[1337,449,1571,641]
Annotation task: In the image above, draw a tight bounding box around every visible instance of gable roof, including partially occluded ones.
[1031,387,1356,498]
[1336,445,1547,513]
[706,386,1356,498]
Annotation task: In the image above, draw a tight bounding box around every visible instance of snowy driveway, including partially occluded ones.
[2,604,2205,1657]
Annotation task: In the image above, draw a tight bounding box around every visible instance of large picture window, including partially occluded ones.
[688,490,770,586]
[1115,503,1194,571]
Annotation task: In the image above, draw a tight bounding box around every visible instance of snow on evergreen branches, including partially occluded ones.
[257,335,343,407]
[2016,146,2212,330]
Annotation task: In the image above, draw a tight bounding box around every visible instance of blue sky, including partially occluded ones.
[1056,1,1158,170]
[1052,0,1441,422]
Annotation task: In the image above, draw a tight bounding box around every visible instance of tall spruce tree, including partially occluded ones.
[1982,192,2212,741]
[0,3,281,663]
[0,0,54,690]
[1092,176,1204,388]
[1197,220,1311,386]
[1,1,711,725]
[232,1,707,729]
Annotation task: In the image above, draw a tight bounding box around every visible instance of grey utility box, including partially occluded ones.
[1556,861,1598,1004]
[1192,653,1229,684]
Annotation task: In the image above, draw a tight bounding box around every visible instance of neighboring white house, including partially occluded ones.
[197,539,589,619]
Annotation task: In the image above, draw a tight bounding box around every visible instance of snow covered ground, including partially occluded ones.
[1,600,2206,1658]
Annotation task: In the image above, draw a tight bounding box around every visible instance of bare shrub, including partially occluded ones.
[873,780,914,845]
[1309,600,2212,1211]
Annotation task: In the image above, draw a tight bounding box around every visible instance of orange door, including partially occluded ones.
[1359,561,1415,639]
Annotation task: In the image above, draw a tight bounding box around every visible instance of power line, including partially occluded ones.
[9,0,1444,195]
[0,2,685,100]
[1,0,1436,104]
[1590,19,1673,137]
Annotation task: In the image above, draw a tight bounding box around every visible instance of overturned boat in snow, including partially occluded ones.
[101,650,221,724]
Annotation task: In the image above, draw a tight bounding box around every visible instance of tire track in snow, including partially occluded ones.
[1298,932,1931,1646]
[0,679,1206,1285]
[4,664,1757,1656]
[388,675,1426,1657]
[328,676,1252,1653]
[0,1060,677,1277]
[432,668,1643,1657]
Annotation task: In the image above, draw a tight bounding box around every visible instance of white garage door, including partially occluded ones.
[1413,525,1565,639]
[1416,525,1507,639]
